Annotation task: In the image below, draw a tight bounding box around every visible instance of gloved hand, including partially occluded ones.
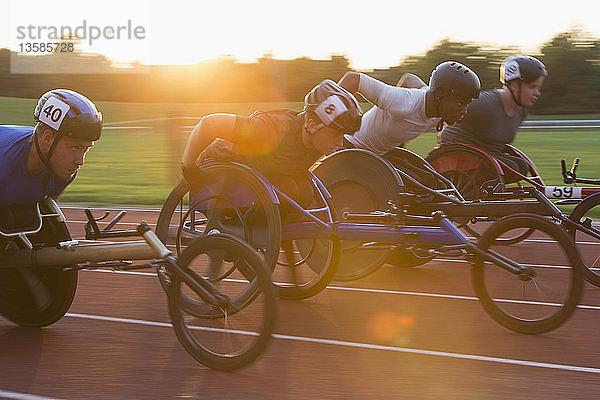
[181,164,205,186]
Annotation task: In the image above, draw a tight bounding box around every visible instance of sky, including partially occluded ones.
[3,0,600,70]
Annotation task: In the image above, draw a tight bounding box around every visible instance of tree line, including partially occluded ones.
[1,29,598,114]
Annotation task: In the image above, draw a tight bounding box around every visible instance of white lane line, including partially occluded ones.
[66,219,157,227]
[326,285,600,310]
[60,205,161,213]
[432,258,575,269]
[82,269,158,277]
[431,258,599,273]
[65,220,600,247]
[272,333,600,374]
[64,312,600,375]
[0,390,63,400]
[80,269,600,310]
[67,312,172,328]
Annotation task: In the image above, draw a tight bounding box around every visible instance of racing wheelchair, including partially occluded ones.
[315,146,600,287]
[157,158,584,335]
[425,143,600,287]
[0,197,276,371]
[426,143,600,201]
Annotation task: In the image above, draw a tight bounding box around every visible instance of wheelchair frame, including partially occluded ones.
[158,159,585,334]
[0,197,276,371]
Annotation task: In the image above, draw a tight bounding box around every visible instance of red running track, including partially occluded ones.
[1,205,600,400]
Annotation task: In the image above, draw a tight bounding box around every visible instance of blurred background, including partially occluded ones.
[2,0,599,205]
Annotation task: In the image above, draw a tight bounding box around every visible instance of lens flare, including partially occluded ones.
[369,312,415,342]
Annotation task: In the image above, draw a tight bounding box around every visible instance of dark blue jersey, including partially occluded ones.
[0,125,75,207]
[439,90,527,154]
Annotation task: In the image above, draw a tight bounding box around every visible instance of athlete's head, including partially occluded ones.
[303,79,362,154]
[33,89,102,180]
[500,55,547,108]
[429,61,481,126]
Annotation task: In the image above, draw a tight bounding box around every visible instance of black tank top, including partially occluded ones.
[232,109,321,175]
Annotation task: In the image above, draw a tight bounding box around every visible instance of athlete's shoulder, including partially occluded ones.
[232,109,301,153]
[0,126,33,180]
[473,89,501,106]
[0,125,33,159]
[479,89,501,101]
[248,109,300,121]
[462,90,499,115]
[390,86,428,115]
[0,125,35,145]
[246,109,301,131]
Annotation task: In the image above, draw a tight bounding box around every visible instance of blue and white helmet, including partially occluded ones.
[34,89,102,141]
[500,55,548,85]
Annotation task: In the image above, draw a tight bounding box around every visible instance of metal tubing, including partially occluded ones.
[0,241,159,269]
[465,242,529,275]
[142,230,172,259]
[408,200,551,218]
[281,219,469,245]
[531,188,563,217]
[336,223,467,245]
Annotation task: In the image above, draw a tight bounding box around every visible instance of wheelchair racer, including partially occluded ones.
[0,89,102,229]
[439,55,547,175]
[335,62,481,267]
[181,79,362,208]
[339,61,481,153]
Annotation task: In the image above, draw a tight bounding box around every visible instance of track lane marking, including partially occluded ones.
[80,269,600,310]
[63,312,600,375]
[0,390,63,400]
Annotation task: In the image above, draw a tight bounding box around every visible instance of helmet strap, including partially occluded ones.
[436,119,445,132]
[507,81,524,107]
[304,113,324,135]
[430,89,450,130]
[33,128,61,188]
[424,90,440,119]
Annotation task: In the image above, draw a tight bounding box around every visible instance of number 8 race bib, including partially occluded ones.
[39,96,71,130]
[314,95,348,126]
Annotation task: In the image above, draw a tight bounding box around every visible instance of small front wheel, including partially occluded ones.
[166,234,276,371]
[567,192,600,287]
[472,214,583,334]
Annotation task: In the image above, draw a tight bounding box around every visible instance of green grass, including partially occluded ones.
[2,96,599,206]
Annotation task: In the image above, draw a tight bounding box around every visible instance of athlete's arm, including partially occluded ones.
[0,158,13,207]
[338,71,360,94]
[348,73,413,117]
[397,73,426,89]
[48,173,76,201]
[182,114,237,168]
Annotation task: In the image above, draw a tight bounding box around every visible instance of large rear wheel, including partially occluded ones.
[427,145,504,200]
[0,202,77,327]
[313,150,403,281]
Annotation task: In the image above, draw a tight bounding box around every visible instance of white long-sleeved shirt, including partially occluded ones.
[345,73,440,155]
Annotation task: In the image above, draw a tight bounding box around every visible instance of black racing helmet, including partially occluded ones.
[500,55,548,85]
[34,89,103,141]
[429,61,481,100]
[304,79,362,134]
